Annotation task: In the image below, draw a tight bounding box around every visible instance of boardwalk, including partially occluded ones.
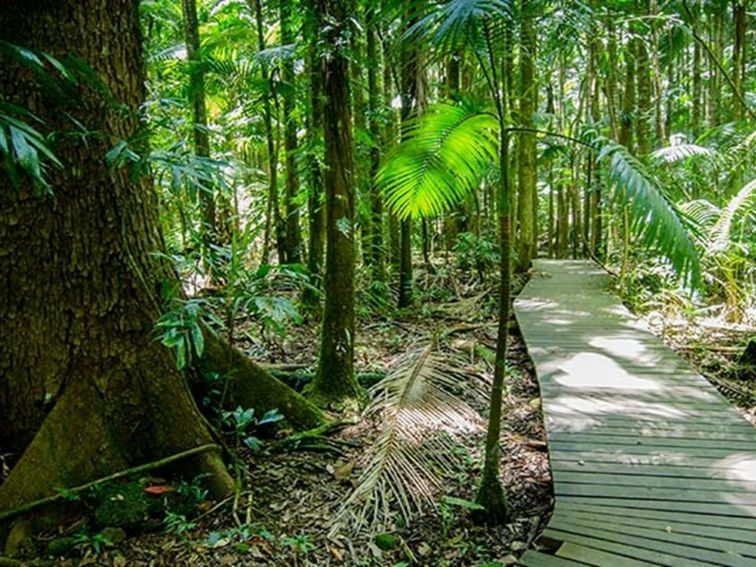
[514,260,756,567]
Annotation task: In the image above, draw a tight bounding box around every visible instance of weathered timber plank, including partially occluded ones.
[555,542,656,567]
[547,521,754,567]
[517,550,587,567]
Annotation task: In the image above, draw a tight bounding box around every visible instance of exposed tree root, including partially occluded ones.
[200,337,325,430]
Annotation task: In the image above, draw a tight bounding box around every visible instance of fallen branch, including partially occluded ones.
[0,444,221,523]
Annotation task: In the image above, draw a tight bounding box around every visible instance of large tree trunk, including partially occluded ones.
[308,0,359,404]
[0,0,235,515]
[0,0,324,523]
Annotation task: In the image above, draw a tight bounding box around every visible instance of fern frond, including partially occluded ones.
[332,345,485,533]
[378,100,498,219]
[650,143,716,165]
[710,178,756,252]
[597,139,701,288]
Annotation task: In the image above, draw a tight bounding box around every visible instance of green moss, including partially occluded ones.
[374,532,398,551]
[93,482,150,531]
[47,536,78,557]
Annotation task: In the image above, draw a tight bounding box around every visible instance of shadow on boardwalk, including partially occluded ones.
[515,260,756,567]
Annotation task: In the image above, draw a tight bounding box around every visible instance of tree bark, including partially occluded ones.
[0,0,234,516]
[302,0,325,313]
[181,0,217,260]
[397,17,422,308]
[516,0,537,272]
[279,0,302,264]
[249,0,284,265]
[366,10,385,285]
[308,0,359,404]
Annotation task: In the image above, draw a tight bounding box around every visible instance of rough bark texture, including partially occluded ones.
[0,0,233,516]
[308,0,359,404]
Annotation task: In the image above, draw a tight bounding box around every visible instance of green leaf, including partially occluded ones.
[593,136,701,288]
[378,100,498,219]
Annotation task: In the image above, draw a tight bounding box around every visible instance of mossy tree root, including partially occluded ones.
[199,337,325,430]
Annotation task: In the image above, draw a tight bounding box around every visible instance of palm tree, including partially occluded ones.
[378,0,700,524]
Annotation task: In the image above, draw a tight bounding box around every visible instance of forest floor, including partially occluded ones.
[14,260,552,567]
[7,262,755,566]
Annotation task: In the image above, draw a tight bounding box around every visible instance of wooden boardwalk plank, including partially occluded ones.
[514,260,756,566]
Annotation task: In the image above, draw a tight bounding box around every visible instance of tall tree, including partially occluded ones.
[397,16,422,308]
[280,0,303,263]
[366,5,386,284]
[248,0,285,264]
[307,0,360,404]
[0,0,324,517]
[516,0,538,272]
[181,0,217,258]
[303,0,326,311]
[0,0,234,512]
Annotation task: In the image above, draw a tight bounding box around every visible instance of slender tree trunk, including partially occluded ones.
[604,17,620,139]
[279,0,302,263]
[692,3,702,135]
[0,0,235,517]
[366,10,385,285]
[303,0,325,312]
[397,18,422,308]
[619,40,636,151]
[635,32,652,156]
[308,0,359,404]
[732,0,746,121]
[181,0,217,264]
[516,0,537,272]
[250,0,284,265]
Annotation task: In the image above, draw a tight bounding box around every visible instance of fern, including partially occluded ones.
[710,178,756,252]
[332,344,485,533]
[650,143,716,165]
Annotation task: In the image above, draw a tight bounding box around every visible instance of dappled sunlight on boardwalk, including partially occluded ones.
[515,260,756,567]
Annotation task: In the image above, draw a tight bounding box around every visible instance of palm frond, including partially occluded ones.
[378,100,498,219]
[405,0,513,58]
[596,138,701,288]
[0,102,61,195]
[650,143,716,165]
[332,344,485,533]
[710,178,756,252]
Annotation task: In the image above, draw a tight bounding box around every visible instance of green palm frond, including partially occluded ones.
[650,143,717,165]
[377,100,498,219]
[405,0,513,58]
[711,178,756,252]
[596,138,701,288]
[332,344,485,533]
[0,102,61,195]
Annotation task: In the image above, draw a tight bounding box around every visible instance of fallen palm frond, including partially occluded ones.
[331,343,486,534]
